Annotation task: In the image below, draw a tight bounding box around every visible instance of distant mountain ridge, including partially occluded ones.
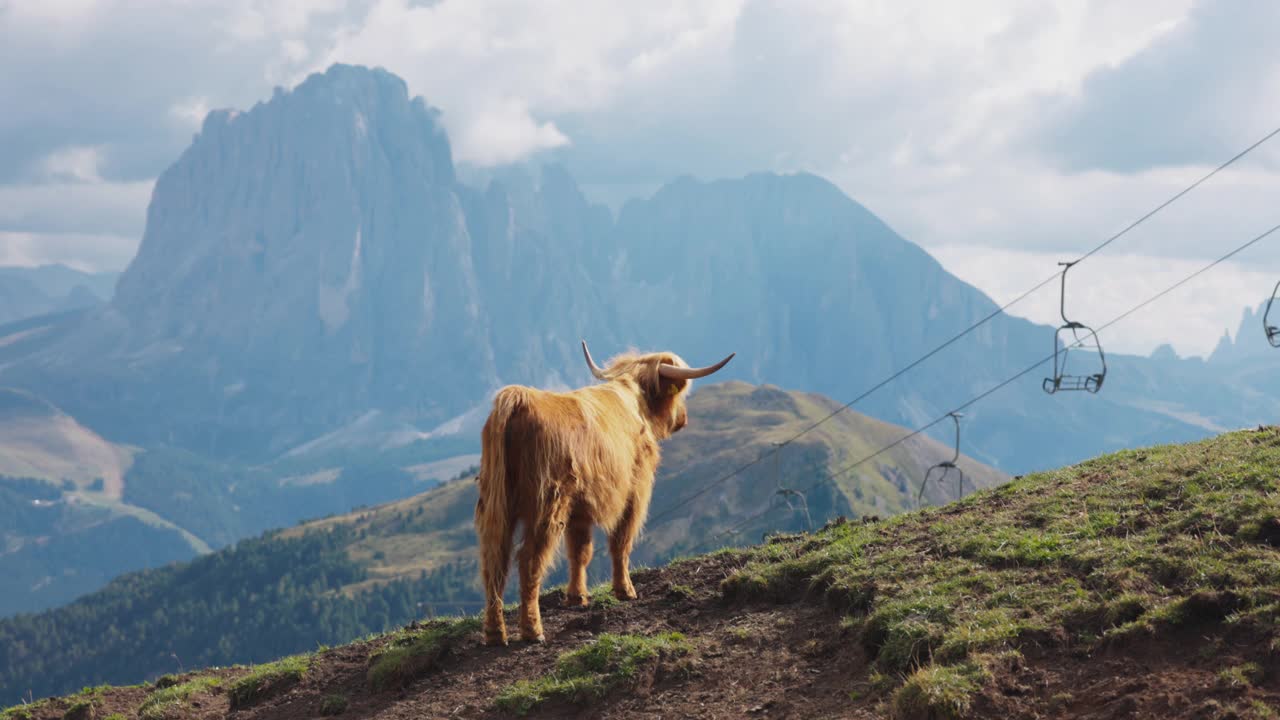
[0,63,1275,476]
[0,265,116,326]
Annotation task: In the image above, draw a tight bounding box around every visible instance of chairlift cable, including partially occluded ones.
[646,125,1280,527]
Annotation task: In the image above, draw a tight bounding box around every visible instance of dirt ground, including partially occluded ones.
[11,550,1280,719]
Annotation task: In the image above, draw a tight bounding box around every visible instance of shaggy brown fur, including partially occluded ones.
[474,351,697,645]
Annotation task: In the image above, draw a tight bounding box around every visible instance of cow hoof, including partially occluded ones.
[521,633,546,644]
[613,587,638,601]
[564,593,589,608]
[484,631,508,647]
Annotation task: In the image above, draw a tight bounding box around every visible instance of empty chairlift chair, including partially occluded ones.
[1265,281,1280,347]
[767,442,812,531]
[773,487,813,532]
[918,412,967,507]
[1043,261,1106,394]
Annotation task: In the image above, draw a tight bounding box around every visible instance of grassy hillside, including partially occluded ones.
[0,382,1003,701]
[5,427,1279,718]
[0,389,133,496]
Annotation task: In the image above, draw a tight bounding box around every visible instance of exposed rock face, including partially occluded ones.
[108,66,492,450]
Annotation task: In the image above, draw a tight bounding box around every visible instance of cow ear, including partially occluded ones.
[658,376,687,398]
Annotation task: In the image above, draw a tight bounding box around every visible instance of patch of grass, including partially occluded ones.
[1047,692,1075,714]
[890,661,988,719]
[74,686,110,698]
[590,582,621,609]
[104,715,127,720]
[137,676,223,720]
[319,693,349,716]
[61,700,93,720]
[667,583,696,600]
[720,429,1280,703]
[1218,662,1265,690]
[495,632,691,715]
[367,617,481,690]
[152,675,181,690]
[228,653,311,709]
[1251,699,1279,719]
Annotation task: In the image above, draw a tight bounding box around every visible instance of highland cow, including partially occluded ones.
[474,341,734,645]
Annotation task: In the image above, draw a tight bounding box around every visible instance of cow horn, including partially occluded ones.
[581,340,609,380]
[659,353,736,380]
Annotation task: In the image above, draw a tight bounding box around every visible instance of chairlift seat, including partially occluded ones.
[1042,372,1105,394]
[918,463,966,506]
[917,413,967,507]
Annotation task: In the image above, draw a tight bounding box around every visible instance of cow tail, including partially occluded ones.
[476,388,525,638]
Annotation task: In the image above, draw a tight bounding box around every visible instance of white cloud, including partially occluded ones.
[169,97,211,129]
[38,145,103,183]
[836,159,1280,263]
[452,98,569,166]
[0,231,138,272]
[314,0,743,165]
[1029,0,1280,173]
[4,0,105,44]
[0,178,153,236]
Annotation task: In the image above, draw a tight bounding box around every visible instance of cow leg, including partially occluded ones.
[517,498,571,642]
[564,507,593,607]
[608,498,642,601]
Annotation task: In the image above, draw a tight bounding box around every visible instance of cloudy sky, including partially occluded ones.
[2,0,1279,357]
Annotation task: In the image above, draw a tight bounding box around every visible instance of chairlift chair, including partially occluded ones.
[1043,261,1107,394]
[917,413,967,507]
[1265,281,1280,347]
[774,487,813,531]
[767,442,813,531]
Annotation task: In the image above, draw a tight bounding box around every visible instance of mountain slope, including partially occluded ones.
[0,389,132,497]
[0,381,1004,701]
[6,427,1279,718]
